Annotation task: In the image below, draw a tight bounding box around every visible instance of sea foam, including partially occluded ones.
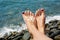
[0,24,27,37]
[46,15,60,23]
[0,15,60,37]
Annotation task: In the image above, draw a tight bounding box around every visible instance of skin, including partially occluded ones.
[22,9,53,40]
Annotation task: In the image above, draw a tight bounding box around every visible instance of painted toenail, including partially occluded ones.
[22,12,24,14]
[40,8,44,11]
[41,10,44,11]
[41,9,44,11]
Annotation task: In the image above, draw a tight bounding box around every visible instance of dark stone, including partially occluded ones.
[0,20,60,40]
[0,38,5,40]
[45,20,60,40]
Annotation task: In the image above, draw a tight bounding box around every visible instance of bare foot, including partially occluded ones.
[34,8,53,40]
[35,8,45,34]
[22,10,53,40]
[22,10,37,36]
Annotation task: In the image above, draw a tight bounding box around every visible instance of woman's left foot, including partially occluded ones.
[22,10,37,35]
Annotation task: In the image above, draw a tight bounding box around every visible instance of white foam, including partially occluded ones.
[0,24,27,37]
[46,15,60,23]
[0,15,60,37]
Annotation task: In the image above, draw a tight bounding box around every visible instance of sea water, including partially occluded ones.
[0,0,60,37]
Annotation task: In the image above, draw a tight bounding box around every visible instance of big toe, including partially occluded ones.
[35,8,45,17]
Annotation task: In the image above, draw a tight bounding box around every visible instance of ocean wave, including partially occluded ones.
[0,24,27,37]
[0,15,60,37]
[46,15,60,23]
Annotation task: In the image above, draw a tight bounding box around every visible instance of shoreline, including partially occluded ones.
[0,20,60,40]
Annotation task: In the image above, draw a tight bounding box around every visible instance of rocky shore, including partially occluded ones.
[0,30,31,40]
[45,20,60,40]
[0,20,60,40]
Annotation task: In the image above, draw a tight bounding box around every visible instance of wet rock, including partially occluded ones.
[22,32,30,40]
[54,35,60,40]
[45,20,60,40]
[0,20,60,40]
[0,38,5,40]
[1,30,31,40]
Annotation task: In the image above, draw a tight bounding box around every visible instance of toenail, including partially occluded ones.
[22,12,24,14]
[41,9,44,11]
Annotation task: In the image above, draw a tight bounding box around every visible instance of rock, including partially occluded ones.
[0,20,60,40]
[22,32,30,40]
[54,35,60,40]
[0,38,5,40]
[45,20,60,40]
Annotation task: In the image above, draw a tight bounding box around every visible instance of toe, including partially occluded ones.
[35,8,45,17]
[35,9,41,17]
[41,8,45,16]
[41,8,45,21]
[24,10,30,16]
[26,10,30,15]
[22,10,31,17]
[29,11,35,17]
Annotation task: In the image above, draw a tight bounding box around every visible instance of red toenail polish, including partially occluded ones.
[22,12,24,14]
[41,9,44,11]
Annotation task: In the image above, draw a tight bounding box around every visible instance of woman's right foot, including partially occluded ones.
[35,8,45,34]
